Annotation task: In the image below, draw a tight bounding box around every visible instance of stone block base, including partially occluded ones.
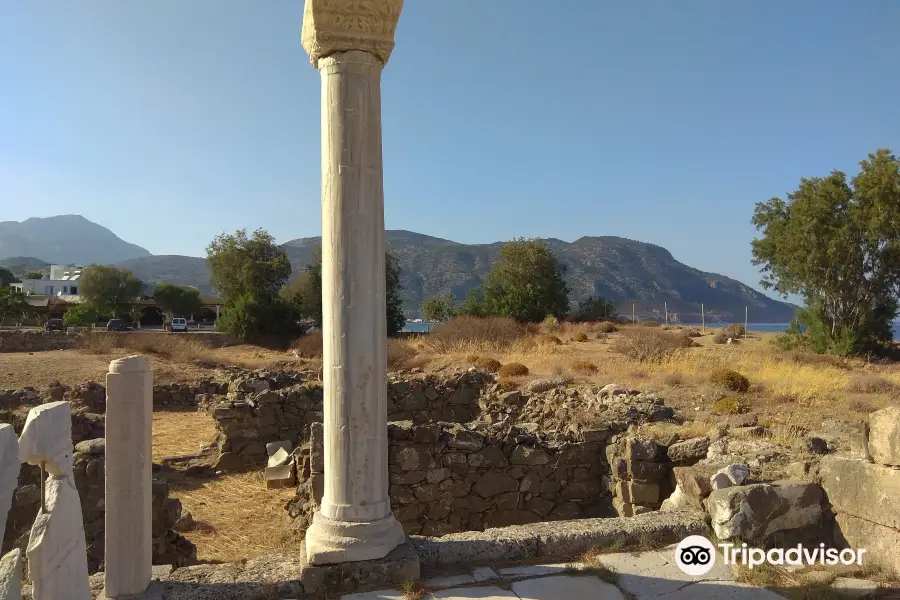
[299,540,420,596]
[834,513,900,577]
[97,581,164,600]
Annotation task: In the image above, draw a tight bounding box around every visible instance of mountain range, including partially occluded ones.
[0,215,797,322]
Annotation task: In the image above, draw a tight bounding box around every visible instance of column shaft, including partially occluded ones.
[104,355,152,597]
[304,49,404,565]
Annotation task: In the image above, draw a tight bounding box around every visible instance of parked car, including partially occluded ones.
[44,318,64,332]
[170,317,189,333]
[106,319,128,332]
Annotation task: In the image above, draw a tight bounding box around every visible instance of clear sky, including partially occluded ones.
[1,1,898,295]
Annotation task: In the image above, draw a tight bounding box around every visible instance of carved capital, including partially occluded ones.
[301,0,403,69]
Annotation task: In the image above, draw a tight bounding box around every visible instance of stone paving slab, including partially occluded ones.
[512,575,626,599]
[495,563,569,580]
[598,549,736,598]
[430,585,519,599]
[472,567,499,582]
[341,590,407,600]
[422,574,477,590]
[654,581,788,599]
[830,577,880,598]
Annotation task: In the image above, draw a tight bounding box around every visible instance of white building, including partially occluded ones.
[10,265,85,301]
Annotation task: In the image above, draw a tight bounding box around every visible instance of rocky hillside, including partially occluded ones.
[0,215,151,265]
[282,231,797,322]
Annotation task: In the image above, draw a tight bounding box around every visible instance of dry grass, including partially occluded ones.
[174,471,299,563]
[845,373,897,394]
[152,410,218,462]
[570,359,599,375]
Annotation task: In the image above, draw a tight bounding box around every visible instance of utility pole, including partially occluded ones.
[745,306,748,338]
[701,303,705,331]
[632,303,635,325]
[664,302,668,325]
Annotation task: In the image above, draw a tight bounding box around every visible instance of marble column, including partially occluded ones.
[301,0,405,565]
[104,356,152,598]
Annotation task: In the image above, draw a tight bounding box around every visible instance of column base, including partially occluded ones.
[304,510,406,565]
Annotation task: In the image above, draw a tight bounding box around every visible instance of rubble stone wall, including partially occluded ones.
[0,330,80,352]
[211,371,493,468]
[288,421,615,536]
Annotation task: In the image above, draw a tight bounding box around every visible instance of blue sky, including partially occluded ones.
[1,1,898,297]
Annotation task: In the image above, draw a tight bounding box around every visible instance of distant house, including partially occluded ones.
[10,264,85,301]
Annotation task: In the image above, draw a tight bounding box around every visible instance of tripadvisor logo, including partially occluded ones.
[674,536,867,576]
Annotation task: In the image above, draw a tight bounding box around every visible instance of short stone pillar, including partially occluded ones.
[300,0,406,565]
[104,356,153,598]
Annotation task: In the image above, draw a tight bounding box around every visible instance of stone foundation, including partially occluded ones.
[287,420,616,537]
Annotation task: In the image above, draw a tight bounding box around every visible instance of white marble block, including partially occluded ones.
[19,401,91,600]
[0,425,19,544]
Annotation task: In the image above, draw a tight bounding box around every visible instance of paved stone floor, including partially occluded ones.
[342,547,885,600]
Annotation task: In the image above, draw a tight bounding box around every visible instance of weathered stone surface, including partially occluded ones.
[819,455,900,529]
[614,481,660,505]
[510,445,550,466]
[673,465,718,507]
[449,431,485,452]
[868,405,900,467]
[411,510,710,570]
[512,575,626,600]
[625,437,658,461]
[392,445,436,471]
[667,437,709,464]
[707,482,823,541]
[473,473,519,498]
[0,549,22,600]
[834,513,900,577]
[0,425,18,549]
[717,463,749,485]
[829,577,879,599]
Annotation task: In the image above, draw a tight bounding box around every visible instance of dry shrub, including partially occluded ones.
[597,321,618,333]
[845,373,897,394]
[540,315,560,332]
[573,332,589,342]
[786,351,853,371]
[539,334,563,346]
[499,362,529,377]
[714,396,745,415]
[473,356,502,373]
[596,332,609,341]
[640,321,661,328]
[387,339,427,371]
[684,328,702,337]
[725,323,746,338]
[610,328,686,363]
[427,316,527,353]
[662,372,684,387]
[290,331,323,358]
[676,334,697,348]
[570,360,599,375]
[710,368,750,392]
[524,322,541,335]
[712,332,729,344]
[497,377,519,391]
[630,369,649,380]
[847,395,876,414]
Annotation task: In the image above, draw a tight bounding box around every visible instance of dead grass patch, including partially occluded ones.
[290,331,323,358]
[152,410,217,462]
[845,373,897,394]
[174,471,299,563]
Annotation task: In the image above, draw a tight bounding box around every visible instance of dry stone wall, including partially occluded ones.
[0,331,80,353]
[211,371,492,469]
[288,421,615,536]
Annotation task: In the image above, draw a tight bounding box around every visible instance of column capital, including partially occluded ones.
[301,0,403,69]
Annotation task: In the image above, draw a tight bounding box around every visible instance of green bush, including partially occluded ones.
[216,293,301,342]
[710,368,750,392]
[63,304,101,327]
[498,362,529,377]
